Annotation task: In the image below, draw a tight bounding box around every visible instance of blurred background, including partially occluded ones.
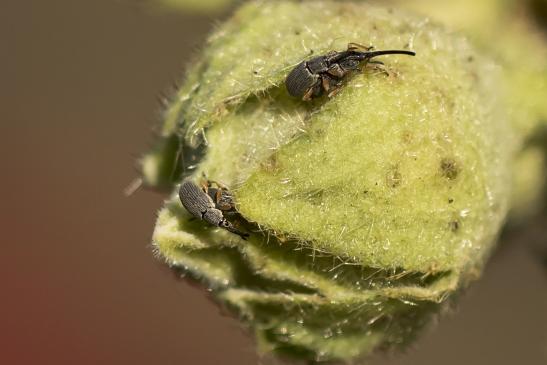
[1,0,546,364]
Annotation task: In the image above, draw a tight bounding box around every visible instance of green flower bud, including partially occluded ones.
[148,0,518,362]
[386,0,547,218]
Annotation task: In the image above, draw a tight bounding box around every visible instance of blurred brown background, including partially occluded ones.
[1,1,546,364]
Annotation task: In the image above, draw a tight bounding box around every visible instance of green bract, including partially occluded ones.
[145,0,535,362]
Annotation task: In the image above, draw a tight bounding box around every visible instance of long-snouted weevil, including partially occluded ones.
[179,178,249,239]
[285,43,416,100]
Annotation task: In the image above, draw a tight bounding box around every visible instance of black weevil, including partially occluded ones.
[285,43,415,100]
[179,178,249,239]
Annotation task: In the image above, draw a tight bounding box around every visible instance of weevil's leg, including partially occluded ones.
[327,63,345,78]
[327,87,343,98]
[363,60,389,76]
[302,86,316,101]
[347,42,374,51]
[214,189,222,205]
[312,80,324,98]
[321,74,332,92]
[199,176,210,194]
[218,203,234,211]
[208,179,229,190]
[366,60,385,66]
[323,75,343,98]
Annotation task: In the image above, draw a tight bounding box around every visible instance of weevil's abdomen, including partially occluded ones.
[285,61,318,98]
[179,179,212,219]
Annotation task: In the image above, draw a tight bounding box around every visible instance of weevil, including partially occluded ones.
[285,43,416,100]
[179,178,249,239]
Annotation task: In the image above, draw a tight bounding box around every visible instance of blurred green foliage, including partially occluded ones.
[155,0,236,13]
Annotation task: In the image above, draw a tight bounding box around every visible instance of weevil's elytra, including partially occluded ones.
[285,61,320,100]
[179,179,249,239]
[285,43,416,100]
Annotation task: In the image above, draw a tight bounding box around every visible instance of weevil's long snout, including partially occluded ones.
[222,219,250,240]
[358,49,416,60]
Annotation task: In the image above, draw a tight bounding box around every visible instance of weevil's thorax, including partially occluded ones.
[306,55,330,74]
[202,208,224,227]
